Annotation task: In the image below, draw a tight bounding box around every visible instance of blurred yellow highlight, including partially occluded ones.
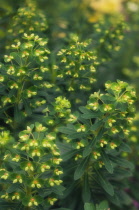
[90,0,123,14]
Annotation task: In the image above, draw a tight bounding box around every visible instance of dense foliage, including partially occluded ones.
[0,0,139,209]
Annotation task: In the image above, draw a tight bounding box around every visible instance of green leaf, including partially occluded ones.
[84,203,95,210]
[10,52,22,65]
[90,120,104,131]
[96,170,114,196]
[110,156,134,170]
[62,182,78,198]
[0,201,18,210]
[74,156,90,180]
[113,168,132,179]
[58,125,76,135]
[40,188,52,196]
[119,142,131,153]
[6,183,21,193]
[68,132,87,139]
[23,99,32,115]
[107,193,121,207]
[115,102,128,112]
[118,190,132,205]
[83,128,105,157]
[51,185,66,196]
[96,200,109,210]
[79,106,102,119]
[102,152,114,174]
[61,149,80,161]
[22,196,30,206]
[100,95,115,103]
[57,142,72,155]
[82,173,91,203]
[14,105,23,123]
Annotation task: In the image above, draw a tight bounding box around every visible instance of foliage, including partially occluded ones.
[0,0,139,209]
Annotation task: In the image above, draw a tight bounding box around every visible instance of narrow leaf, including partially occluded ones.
[74,156,90,180]
[96,170,114,196]
[82,173,91,202]
[110,156,134,170]
[61,149,80,161]
[102,152,114,174]
[83,128,105,157]
[90,120,104,131]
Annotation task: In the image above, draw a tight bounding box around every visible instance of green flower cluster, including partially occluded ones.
[0,33,51,127]
[57,34,98,92]
[59,80,136,204]
[0,123,63,207]
[6,0,47,50]
[62,80,136,165]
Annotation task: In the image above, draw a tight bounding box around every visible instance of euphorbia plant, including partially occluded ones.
[58,80,136,209]
[0,123,64,209]
[0,0,137,210]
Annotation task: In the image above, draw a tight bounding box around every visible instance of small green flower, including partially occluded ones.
[28,198,38,206]
[48,197,58,205]
[12,192,20,200]
[13,175,23,183]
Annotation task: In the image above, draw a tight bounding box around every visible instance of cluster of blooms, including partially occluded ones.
[0,123,63,207]
[62,80,136,168]
[54,96,71,118]
[0,128,13,147]
[122,113,139,155]
[6,0,47,49]
[0,33,51,125]
[92,21,126,62]
[56,34,98,92]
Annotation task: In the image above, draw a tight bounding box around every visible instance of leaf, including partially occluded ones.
[115,102,128,112]
[68,132,86,139]
[119,142,131,153]
[39,188,52,196]
[40,154,52,162]
[110,156,134,170]
[22,196,30,206]
[62,182,78,198]
[10,52,22,65]
[14,105,23,123]
[118,190,132,205]
[61,149,80,161]
[96,200,109,210]
[74,156,90,180]
[84,203,95,210]
[83,128,105,157]
[96,170,114,196]
[6,183,21,193]
[0,201,18,210]
[51,185,66,196]
[57,142,72,155]
[102,152,114,174]
[113,168,132,179]
[100,95,115,103]
[23,99,32,115]
[107,193,121,207]
[79,106,102,119]
[82,173,91,203]
[58,125,76,135]
[90,120,104,131]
